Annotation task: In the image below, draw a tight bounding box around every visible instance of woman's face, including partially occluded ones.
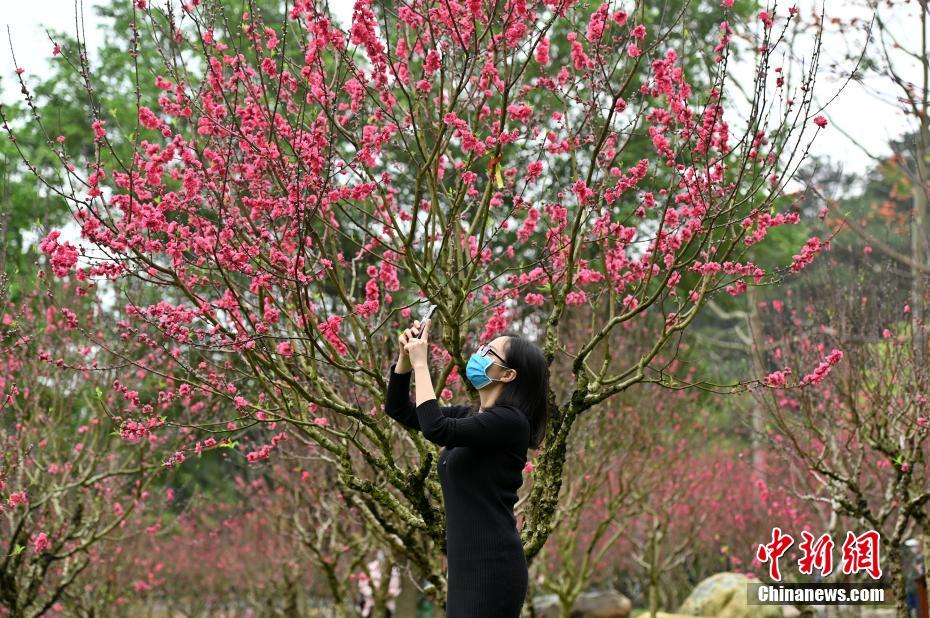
[482,336,514,383]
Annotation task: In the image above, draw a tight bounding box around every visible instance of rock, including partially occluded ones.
[531,590,632,618]
[677,572,783,618]
[531,594,560,618]
[574,590,633,617]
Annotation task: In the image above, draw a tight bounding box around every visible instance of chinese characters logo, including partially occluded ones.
[756,528,882,581]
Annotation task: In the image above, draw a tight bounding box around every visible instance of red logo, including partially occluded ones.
[756,529,882,580]
[756,527,795,581]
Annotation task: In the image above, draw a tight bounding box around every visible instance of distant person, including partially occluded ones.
[905,539,920,617]
[357,552,401,617]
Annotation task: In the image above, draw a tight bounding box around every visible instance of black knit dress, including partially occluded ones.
[385,361,531,618]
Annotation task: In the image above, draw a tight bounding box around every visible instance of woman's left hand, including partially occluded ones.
[404,318,431,369]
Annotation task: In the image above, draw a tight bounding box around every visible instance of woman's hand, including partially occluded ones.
[403,318,431,369]
[395,319,422,372]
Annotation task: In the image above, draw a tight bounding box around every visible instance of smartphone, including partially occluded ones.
[417,303,437,338]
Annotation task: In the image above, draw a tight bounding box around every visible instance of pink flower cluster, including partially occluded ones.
[800,349,844,386]
[8,490,28,509]
[764,369,791,388]
[120,416,165,443]
[246,431,288,463]
[194,437,218,455]
[32,532,50,553]
[39,230,79,278]
[791,236,826,272]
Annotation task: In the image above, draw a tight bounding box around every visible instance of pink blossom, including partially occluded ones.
[799,349,843,386]
[534,37,550,65]
[566,32,591,70]
[790,236,824,272]
[526,161,543,183]
[319,316,348,355]
[566,290,587,305]
[813,115,828,128]
[524,293,545,305]
[39,230,80,278]
[138,106,162,130]
[32,532,51,553]
[586,4,609,42]
[164,451,186,467]
[764,370,788,388]
[424,50,441,74]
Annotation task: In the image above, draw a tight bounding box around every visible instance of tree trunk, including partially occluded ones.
[888,544,910,618]
[747,285,769,481]
[911,60,930,374]
[648,521,661,618]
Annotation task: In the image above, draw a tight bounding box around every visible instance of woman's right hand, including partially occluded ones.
[395,319,422,371]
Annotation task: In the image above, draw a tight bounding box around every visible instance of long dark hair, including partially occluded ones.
[469,331,550,450]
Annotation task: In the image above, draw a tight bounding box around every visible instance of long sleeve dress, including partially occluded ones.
[384,361,531,618]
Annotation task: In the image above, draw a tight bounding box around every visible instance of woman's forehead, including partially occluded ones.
[490,336,509,353]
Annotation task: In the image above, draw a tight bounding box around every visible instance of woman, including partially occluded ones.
[384,317,549,618]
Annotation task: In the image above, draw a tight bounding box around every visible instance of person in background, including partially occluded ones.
[357,550,401,617]
[905,538,920,617]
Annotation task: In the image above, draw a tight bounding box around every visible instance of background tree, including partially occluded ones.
[0,278,185,617]
[756,269,929,614]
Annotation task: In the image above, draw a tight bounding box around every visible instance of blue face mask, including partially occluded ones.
[466,353,498,390]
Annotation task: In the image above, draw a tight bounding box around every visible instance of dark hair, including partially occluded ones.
[472,331,550,450]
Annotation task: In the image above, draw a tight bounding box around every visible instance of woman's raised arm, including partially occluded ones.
[414,400,530,450]
[384,361,472,431]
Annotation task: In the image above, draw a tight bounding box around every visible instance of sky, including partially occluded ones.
[0,0,920,184]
